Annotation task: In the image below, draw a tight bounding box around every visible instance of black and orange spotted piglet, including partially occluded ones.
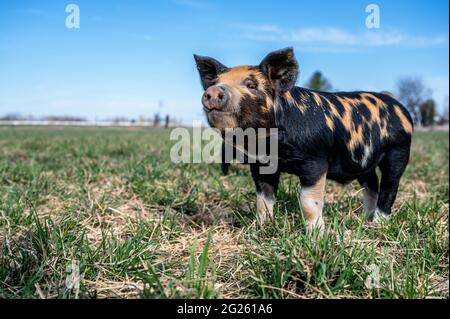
[194,47,413,232]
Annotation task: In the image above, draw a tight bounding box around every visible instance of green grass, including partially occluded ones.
[0,126,448,299]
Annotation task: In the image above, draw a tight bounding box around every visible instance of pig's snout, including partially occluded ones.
[202,86,229,111]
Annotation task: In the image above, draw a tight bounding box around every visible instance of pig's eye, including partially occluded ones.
[244,80,257,90]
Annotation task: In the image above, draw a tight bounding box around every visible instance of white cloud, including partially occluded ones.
[17,8,52,18]
[238,25,448,49]
[290,28,357,45]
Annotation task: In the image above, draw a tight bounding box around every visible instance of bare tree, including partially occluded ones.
[0,113,22,121]
[397,77,432,126]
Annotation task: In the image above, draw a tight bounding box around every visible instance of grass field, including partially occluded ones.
[0,126,448,299]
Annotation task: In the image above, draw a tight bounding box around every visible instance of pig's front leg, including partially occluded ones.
[250,164,280,225]
[297,161,328,233]
[299,173,327,233]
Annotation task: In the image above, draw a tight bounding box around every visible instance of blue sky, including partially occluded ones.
[0,0,448,123]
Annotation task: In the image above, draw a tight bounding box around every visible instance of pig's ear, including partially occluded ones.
[194,54,228,90]
[259,47,298,93]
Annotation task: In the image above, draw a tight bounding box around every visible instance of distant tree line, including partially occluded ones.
[0,114,87,122]
[0,113,182,128]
